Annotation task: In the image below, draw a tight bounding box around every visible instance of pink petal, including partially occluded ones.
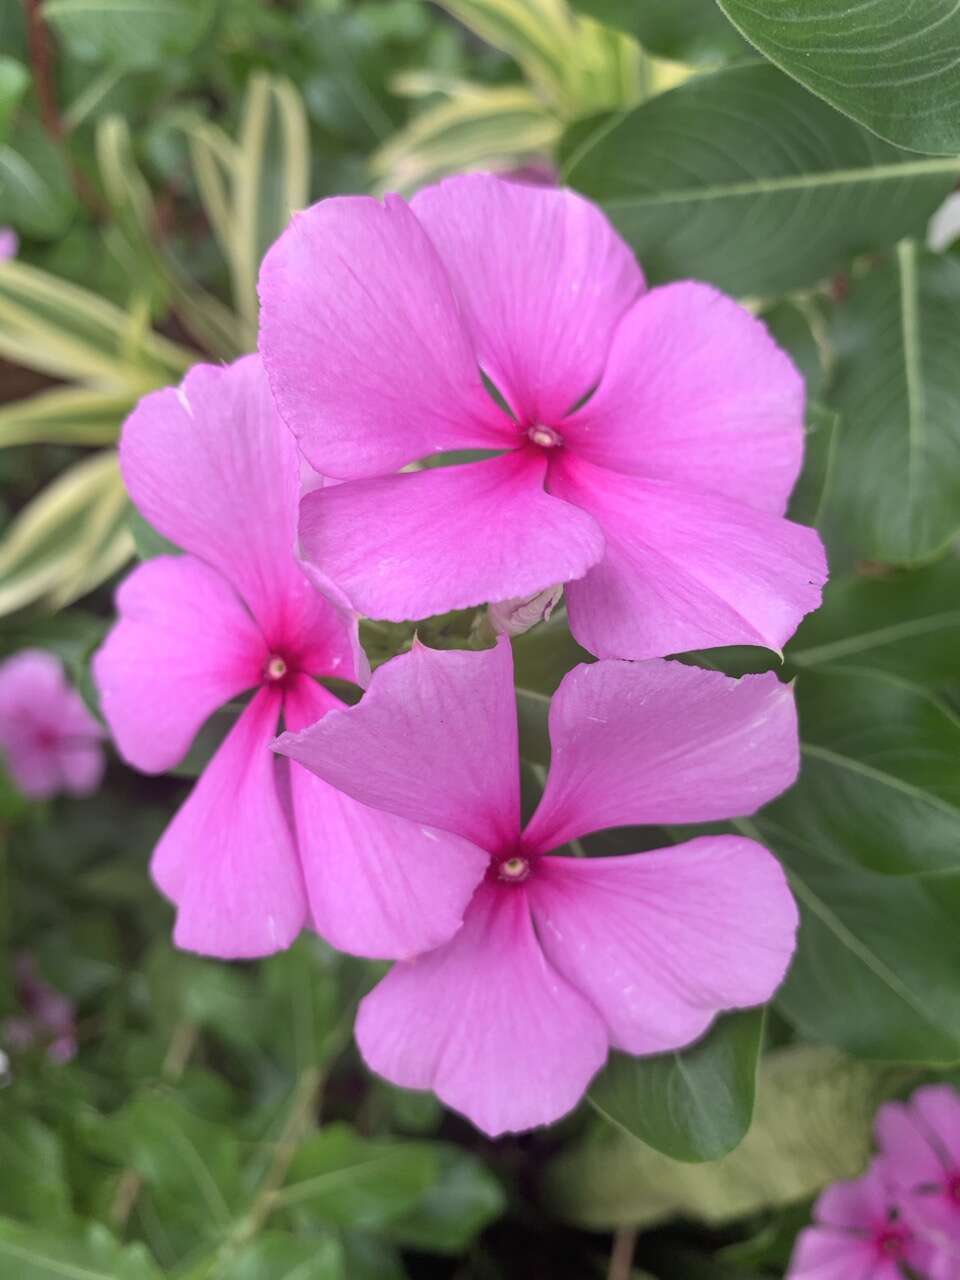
[563,283,804,514]
[258,193,515,480]
[522,658,798,853]
[355,881,608,1136]
[284,675,487,960]
[94,556,266,774]
[120,355,357,663]
[152,687,306,958]
[4,745,62,801]
[411,174,643,425]
[298,450,604,622]
[529,836,797,1055]
[786,1227,876,1280]
[58,742,106,797]
[910,1085,960,1169]
[815,1161,892,1230]
[276,640,519,851]
[875,1099,947,1188]
[553,456,827,658]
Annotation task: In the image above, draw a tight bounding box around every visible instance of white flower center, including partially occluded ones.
[527,425,563,449]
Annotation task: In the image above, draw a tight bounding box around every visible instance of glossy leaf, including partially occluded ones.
[588,1011,763,1162]
[561,64,959,296]
[718,0,960,155]
[821,244,960,563]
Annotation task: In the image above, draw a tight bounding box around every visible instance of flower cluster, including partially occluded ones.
[788,1084,960,1279]
[88,172,829,1134]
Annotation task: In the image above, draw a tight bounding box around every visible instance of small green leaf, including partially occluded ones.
[43,0,216,69]
[588,1010,763,1163]
[786,402,839,530]
[0,57,28,143]
[226,1232,345,1280]
[0,1218,162,1280]
[386,1146,506,1254]
[0,118,77,239]
[129,508,180,561]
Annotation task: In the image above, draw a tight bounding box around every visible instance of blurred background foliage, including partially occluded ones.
[2,0,960,1277]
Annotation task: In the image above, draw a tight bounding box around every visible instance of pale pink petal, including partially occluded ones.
[94,556,266,774]
[120,355,357,660]
[523,658,797,853]
[529,837,797,1055]
[258,193,515,480]
[875,1100,947,1188]
[411,174,643,425]
[284,675,487,960]
[4,743,62,800]
[927,1246,960,1280]
[910,1085,960,1169]
[276,640,519,851]
[298,451,604,622]
[553,456,827,659]
[356,881,608,1136]
[562,283,804,514]
[786,1228,876,1280]
[58,742,105,797]
[152,687,306,958]
[815,1162,891,1229]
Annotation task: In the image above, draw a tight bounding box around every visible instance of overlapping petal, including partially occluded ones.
[411,174,643,425]
[276,640,520,851]
[356,881,608,1136]
[94,556,266,773]
[259,193,515,480]
[151,687,306,959]
[553,457,827,659]
[284,675,487,960]
[562,282,804,513]
[523,658,798,853]
[298,450,604,621]
[530,837,798,1054]
[875,1098,946,1187]
[787,1228,880,1280]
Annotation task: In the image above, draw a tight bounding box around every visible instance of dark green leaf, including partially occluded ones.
[562,64,959,296]
[786,402,838,529]
[129,508,181,561]
[0,57,28,143]
[821,244,960,563]
[718,0,960,155]
[572,0,747,62]
[0,1219,162,1280]
[226,1232,345,1280]
[760,301,825,400]
[386,1146,505,1254]
[0,118,77,239]
[588,1011,763,1162]
[0,1113,72,1226]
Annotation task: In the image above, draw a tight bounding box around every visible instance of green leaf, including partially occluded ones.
[561,64,960,296]
[545,1047,905,1229]
[385,1146,506,1254]
[787,559,960,688]
[0,118,77,239]
[0,57,28,143]
[0,1113,73,1226]
[571,0,747,63]
[0,1218,162,1280]
[43,0,216,69]
[717,0,960,156]
[759,670,960,876]
[760,301,825,400]
[0,386,130,448]
[786,402,838,529]
[588,1011,763,1162]
[820,243,960,563]
[225,1233,344,1280]
[279,1124,440,1229]
[129,508,180,561]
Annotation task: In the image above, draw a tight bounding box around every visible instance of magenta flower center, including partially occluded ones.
[875,1226,908,1258]
[948,1172,960,1203]
[496,854,532,884]
[526,424,563,450]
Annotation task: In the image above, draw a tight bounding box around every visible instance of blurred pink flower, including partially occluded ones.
[2,953,77,1065]
[876,1085,960,1269]
[259,172,826,660]
[0,228,17,260]
[276,639,800,1136]
[96,355,483,962]
[0,650,104,800]
[787,1159,947,1280]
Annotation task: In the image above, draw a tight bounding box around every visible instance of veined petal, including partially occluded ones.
[412,173,643,425]
[298,451,604,622]
[356,881,608,1136]
[152,687,306,959]
[259,193,515,480]
[284,675,487,960]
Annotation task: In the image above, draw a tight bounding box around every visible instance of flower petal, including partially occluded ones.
[815,1161,892,1230]
[530,836,797,1055]
[151,687,306,958]
[356,881,608,1136]
[411,174,643,424]
[786,1227,875,1280]
[58,742,105,797]
[523,658,797,853]
[553,457,827,659]
[94,556,266,773]
[298,451,604,621]
[284,675,488,960]
[276,640,519,851]
[909,1084,960,1169]
[875,1099,947,1188]
[562,283,804,513]
[120,354,355,659]
[259,193,515,480]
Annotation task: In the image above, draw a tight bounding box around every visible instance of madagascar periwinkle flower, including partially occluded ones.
[94,356,490,961]
[876,1085,960,1263]
[259,172,827,660]
[275,639,800,1136]
[787,1159,950,1280]
[0,650,104,800]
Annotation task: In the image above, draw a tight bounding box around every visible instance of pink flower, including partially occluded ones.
[0,228,18,261]
[94,355,489,961]
[876,1085,960,1268]
[2,953,77,1064]
[0,650,104,800]
[787,1159,946,1280]
[275,639,800,1135]
[259,172,827,660]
